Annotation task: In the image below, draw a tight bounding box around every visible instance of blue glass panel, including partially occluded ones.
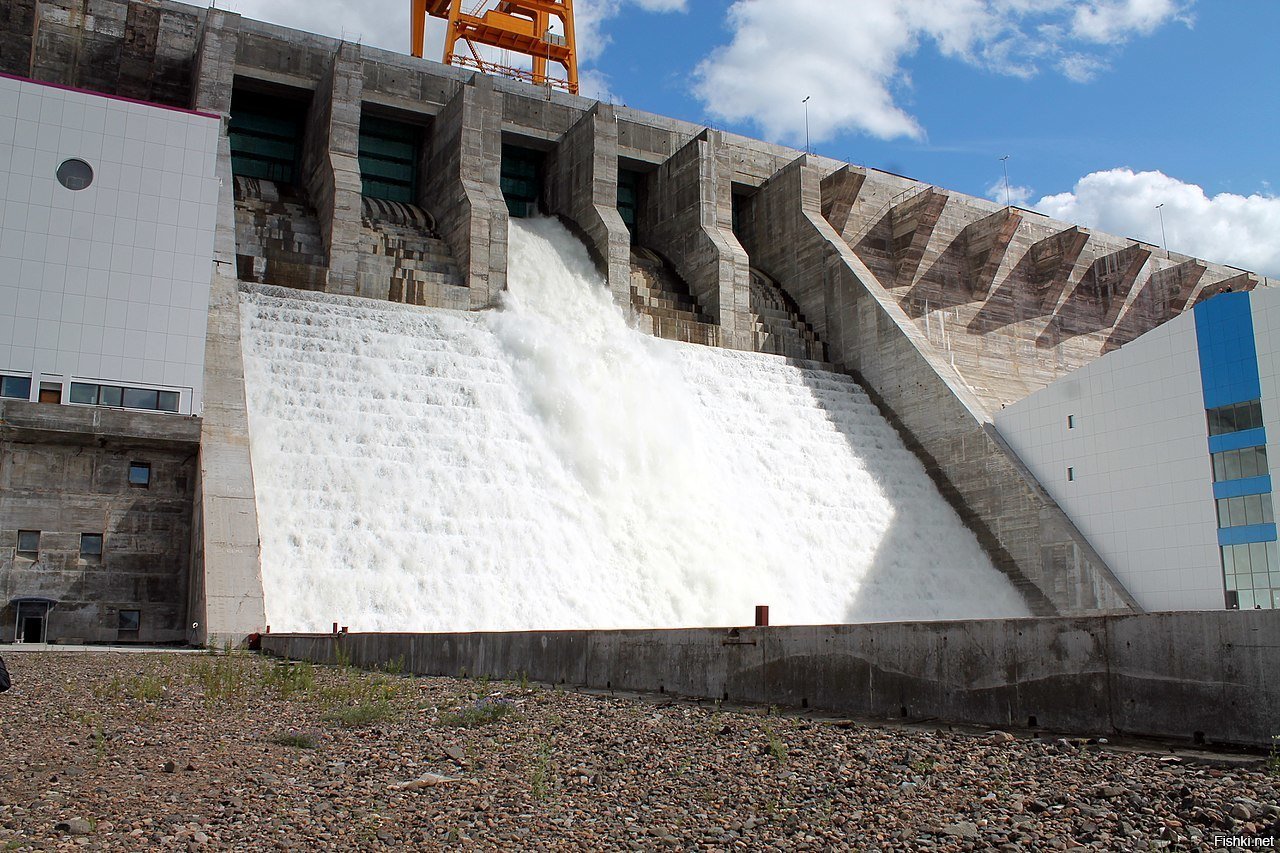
[1194,291,1261,410]
[1209,427,1268,454]
[1213,476,1272,500]
[1218,523,1279,547]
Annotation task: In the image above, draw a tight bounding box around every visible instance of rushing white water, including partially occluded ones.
[239,216,1031,632]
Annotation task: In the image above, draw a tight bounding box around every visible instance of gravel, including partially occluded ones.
[0,651,1276,850]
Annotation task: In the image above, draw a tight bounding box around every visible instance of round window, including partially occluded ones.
[56,158,94,191]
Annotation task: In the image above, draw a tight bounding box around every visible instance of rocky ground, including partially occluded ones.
[0,651,1275,851]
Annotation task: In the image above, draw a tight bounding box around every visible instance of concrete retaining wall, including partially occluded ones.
[261,610,1280,748]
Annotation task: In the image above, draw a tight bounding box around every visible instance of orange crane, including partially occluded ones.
[410,0,579,95]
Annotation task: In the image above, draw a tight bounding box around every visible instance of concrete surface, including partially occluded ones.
[262,609,1280,748]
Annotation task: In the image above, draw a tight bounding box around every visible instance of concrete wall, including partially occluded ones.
[419,75,506,308]
[638,130,751,350]
[544,103,631,304]
[187,18,266,646]
[300,42,364,298]
[261,608,1280,747]
[735,156,1137,617]
[0,399,200,644]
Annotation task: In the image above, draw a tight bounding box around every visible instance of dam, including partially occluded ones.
[240,217,1028,632]
[1,0,1279,743]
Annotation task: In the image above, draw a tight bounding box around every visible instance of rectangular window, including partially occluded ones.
[16,530,39,559]
[80,533,103,558]
[0,375,31,399]
[1207,399,1265,436]
[1066,467,1075,481]
[1211,445,1269,482]
[1067,414,1075,429]
[118,610,140,632]
[69,383,178,413]
[38,382,61,404]
[69,382,99,404]
[1216,494,1276,528]
[129,462,152,488]
[123,387,158,410]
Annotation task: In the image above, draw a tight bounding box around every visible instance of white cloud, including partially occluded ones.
[1034,169,1280,277]
[692,0,1192,145]
[986,177,1034,208]
[1071,0,1191,44]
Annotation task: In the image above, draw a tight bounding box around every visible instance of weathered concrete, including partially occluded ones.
[544,103,632,304]
[639,130,752,350]
[0,400,200,645]
[736,156,1137,617]
[419,75,507,307]
[301,42,364,297]
[262,609,1280,747]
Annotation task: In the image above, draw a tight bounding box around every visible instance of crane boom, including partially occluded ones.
[410,0,579,95]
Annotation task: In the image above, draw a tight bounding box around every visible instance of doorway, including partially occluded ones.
[20,615,45,644]
[11,598,56,644]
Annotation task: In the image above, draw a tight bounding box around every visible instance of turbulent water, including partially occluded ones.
[239,217,1030,632]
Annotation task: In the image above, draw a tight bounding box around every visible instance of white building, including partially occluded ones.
[996,286,1280,611]
[0,74,220,416]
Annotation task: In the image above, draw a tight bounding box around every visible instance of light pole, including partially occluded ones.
[1155,203,1167,252]
[999,155,1011,207]
[802,96,811,155]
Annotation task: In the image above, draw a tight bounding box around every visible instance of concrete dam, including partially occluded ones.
[240,217,1028,632]
[3,0,1279,743]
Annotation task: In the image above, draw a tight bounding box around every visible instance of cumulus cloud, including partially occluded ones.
[692,0,1192,145]
[986,178,1034,208]
[1034,169,1280,277]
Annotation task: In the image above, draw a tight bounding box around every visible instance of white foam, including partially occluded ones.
[240,216,1030,631]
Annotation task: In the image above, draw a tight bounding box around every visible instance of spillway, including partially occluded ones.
[239,217,1031,632]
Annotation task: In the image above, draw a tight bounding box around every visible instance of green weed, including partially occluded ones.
[439,697,517,728]
[269,731,319,749]
[322,701,396,728]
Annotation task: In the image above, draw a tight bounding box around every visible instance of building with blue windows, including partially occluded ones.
[996,287,1280,611]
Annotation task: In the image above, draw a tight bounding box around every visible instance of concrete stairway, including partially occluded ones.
[232,177,328,291]
[629,248,720,346]
[358,198,465,307]
[749,268,826,362]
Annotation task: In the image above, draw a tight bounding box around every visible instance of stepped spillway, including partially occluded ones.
[239,217,1031,632]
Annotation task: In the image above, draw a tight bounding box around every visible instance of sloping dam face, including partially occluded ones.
[239,218,1030,632]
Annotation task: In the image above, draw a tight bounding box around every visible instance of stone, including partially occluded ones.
[56,818,94,835]
[941,821,979,839]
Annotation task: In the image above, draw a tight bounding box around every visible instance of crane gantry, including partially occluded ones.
[410,0,579,95]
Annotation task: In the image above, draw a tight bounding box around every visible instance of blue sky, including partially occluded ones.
[207,0,1278,275]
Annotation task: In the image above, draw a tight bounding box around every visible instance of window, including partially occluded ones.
[16,530,40,559]
[1207,399,1265,437]
[80,533,103,559]
[1217,494,1275,528]
[118,610,140,632]
[38,382,61,404]
[1066,467,1075,481]
[0,375,31,400]
[69,382,99,404]
[1067,414,1075,429]
[1211,445,1269,482]
[1221,541,1280,609]
[129,462,152,488]
[56,158,94,191]
[66,383,180,413]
